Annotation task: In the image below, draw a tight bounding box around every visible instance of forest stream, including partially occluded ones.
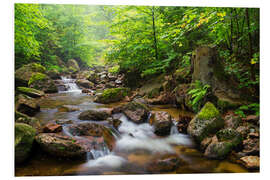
[15,76,249,176]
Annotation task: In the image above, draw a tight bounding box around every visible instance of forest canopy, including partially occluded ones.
[15,4,259,95]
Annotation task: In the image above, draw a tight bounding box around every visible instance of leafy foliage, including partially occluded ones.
[235,103,260,118]
[188,80,211,112]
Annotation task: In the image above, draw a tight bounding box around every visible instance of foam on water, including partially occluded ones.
[60,76,81,93]
[115,114,194,153]
[83,154,127,168]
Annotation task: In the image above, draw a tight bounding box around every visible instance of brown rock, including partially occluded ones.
[43,123,62,133]
[78,108,112,121]
[147,154,182,173]
[240,156,260,170]
[150,111,172,136]
[242,138,259,155]
[177,115,192,133]
[16,94,40,116]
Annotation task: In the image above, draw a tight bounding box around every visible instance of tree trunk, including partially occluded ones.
[152,6,158,61]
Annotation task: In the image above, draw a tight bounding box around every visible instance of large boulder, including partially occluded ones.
[75,79,94,89]
[146,154,183,173]
[15,63,46,87]
[94,88,130,104]
[28,73,58,93]
[78,108,112,121]
[122,101,150,124]
[149,111,172,136]
[15,111,41,130]
[35,133,87,158]
[16,94,40,116]
[15,123,36,163]
[187,102,224,143]
[67,59,80,72]
[17,87,45,98]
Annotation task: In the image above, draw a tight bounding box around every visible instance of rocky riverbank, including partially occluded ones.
[15,47,259,175]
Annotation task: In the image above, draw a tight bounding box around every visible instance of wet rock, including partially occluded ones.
[67,123,116,150]
[15,111,41,130]
[28,73,58,93]
[78,108,112,121]
[15,63,46,87]
[122,101,150,124]
[35,133,87,158]
[149,111,172,136]
[224,114,241,129]
[240,156,260,170]
[17,87,45,98]
[147,154,182,173]
[15,123,36,164]
[16,94,40,116]
[55,119,73,125]
[75,79,94,89]
[177,115,192,133]
[58,105,79,112]
[94,88,130,104]
[187,102,224,143]
[108,117,122,130]
[43,123,62,133]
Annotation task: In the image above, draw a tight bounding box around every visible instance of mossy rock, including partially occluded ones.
[16,94,40,116]
[216,128,242,147]
[187,102,224,142]
[94,87,130,104]
[122,101,150,123]
[204,141,233,159]
[15,123,36,164]
[17,87,45,98]
[15,111,41,130]
[28,73,58,93]
[15,63,46,87]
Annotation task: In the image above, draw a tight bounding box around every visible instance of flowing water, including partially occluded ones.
[15,77,249,176]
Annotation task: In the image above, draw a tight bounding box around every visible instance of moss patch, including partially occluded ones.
[17,87,44,97]
[28,73,47,86]
[95,88,130,104]
[197,102,220,120]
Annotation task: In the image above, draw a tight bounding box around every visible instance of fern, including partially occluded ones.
[188,80,211,112]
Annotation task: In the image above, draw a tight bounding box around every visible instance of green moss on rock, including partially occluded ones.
[17,87,45,98]
[197,102,220,120]
[216,128,242,147]
[95,88,130,104]
[15,123,36,163]
[187,102,224,142]
[28,73,47,86]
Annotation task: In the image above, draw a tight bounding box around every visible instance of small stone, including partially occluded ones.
[240,156,260,170]
[43,123,62,133]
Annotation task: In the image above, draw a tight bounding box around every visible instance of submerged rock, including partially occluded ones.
[187,102,224,143]
[94,87,130,104]
[122,101,150,124]
[146,154,183,173]
[78,108,112,121]
[149,111,172,136]
[16,94,40,116]
[35,133,87,158]
[15,123,36,164]
[58,105,79,112]
[17,87,45,98]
